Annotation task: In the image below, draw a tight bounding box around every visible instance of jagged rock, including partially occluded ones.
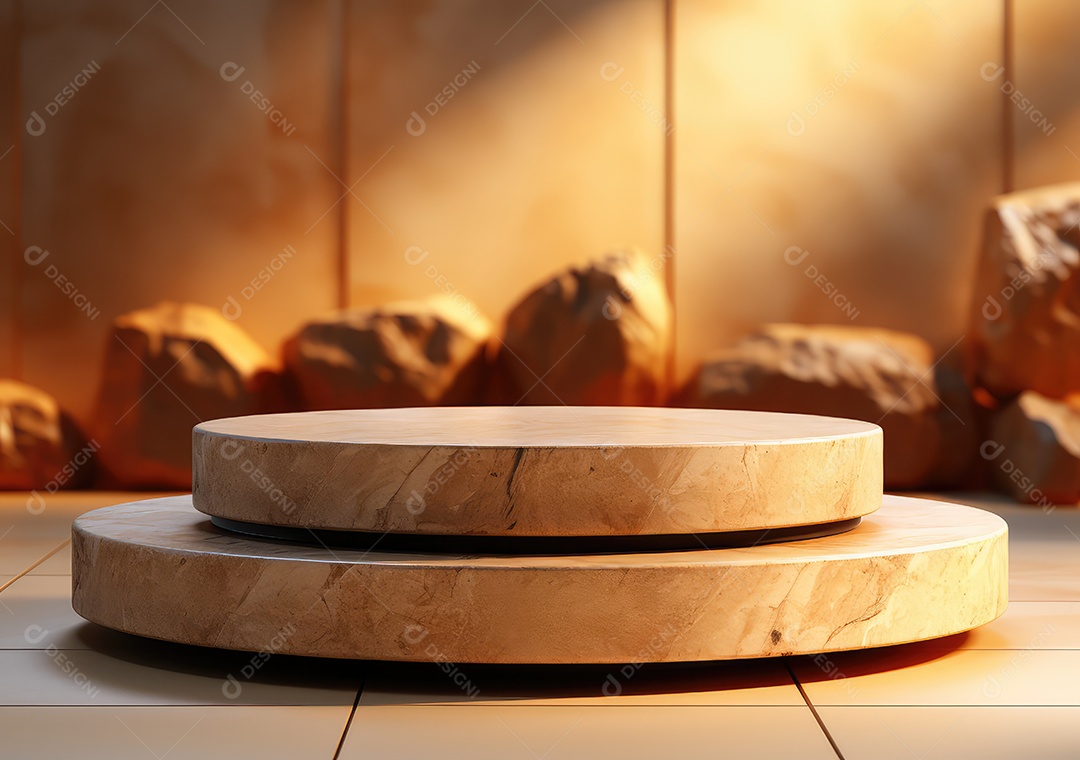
[684,324,976,489]
[93,302,279,488]
[0,379,93,491]
[969,184,1080,399]
[987,391,1080,505]
[492,248,672,405]
[283,296,491,410]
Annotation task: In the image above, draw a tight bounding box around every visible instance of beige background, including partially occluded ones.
[0,1,15,380]
[1,0,1076,430]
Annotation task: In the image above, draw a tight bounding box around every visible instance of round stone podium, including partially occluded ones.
[72,406,1007,663]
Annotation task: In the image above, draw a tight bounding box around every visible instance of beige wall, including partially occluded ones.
[1012,0,1080,189]
[13,0,341,426]
[2,0,1075,427]
[343,0,665,327]
[674,0,1002,379]
[0,1,15,380]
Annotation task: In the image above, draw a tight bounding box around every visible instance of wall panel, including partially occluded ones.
[17,0,340,427]
[674,0,1002,379]
[344,0,666,342]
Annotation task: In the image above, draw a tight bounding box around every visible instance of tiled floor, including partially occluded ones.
[1,491,1078,759]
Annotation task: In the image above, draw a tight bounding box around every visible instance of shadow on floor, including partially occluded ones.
[71,621,969,701]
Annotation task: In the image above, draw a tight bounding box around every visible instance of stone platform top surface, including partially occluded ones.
[194,406,881,447]
[81,495,1003,566]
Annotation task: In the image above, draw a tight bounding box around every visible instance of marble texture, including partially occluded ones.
[192,407,883,535]
[72,495,1007,664]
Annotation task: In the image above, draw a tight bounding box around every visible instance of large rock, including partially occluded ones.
[987,391,1080,505]
[94,302,279,488]
[0,379,94,491]
[492,248,672,405]
[969,184,1080,399]
[283,297,491,410]
[683,324,976,489]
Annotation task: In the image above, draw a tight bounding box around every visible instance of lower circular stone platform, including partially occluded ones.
[72,495,1007,664]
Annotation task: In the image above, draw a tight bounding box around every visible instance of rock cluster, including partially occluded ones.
[491,248,672,405]
[283,296,492,410]
[0,379,93,491]
[968,183,1080,400]
[682,324,975,489]
[93,302,280,488]
[986,391,1080,505]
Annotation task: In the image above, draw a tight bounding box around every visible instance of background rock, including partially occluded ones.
[283,296,491,410]
[0,379,93,491]
[491,248,672,405]
[969,183,1080,399]
[682,324,976,489]
[93,301,280,488]
[987,391,1080,505]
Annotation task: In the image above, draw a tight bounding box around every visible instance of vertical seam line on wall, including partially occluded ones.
[11,0,23,379]
[663,0,676,396]
[336,0,349,310]
[1002,0,1013,194]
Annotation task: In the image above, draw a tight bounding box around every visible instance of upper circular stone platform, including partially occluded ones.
[192,407,883,536]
